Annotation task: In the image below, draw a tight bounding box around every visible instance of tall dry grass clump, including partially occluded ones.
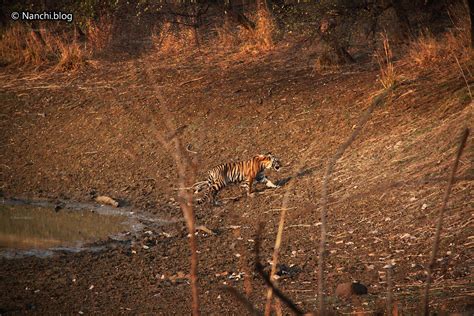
[214,19,240,51]
[238,8,275,54]
[0,25,52,67]
[406,30,470,68]
[406,4,471,69]
[56,37,86,71]
[0,24,87,71]
[375,33,396,89]
[86,16,114,53]
[153,22,198,54]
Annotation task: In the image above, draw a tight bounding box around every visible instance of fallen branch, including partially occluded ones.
[422,128,470,316]
[180,76,205,86]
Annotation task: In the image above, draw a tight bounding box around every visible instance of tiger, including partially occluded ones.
[193,153,281,206]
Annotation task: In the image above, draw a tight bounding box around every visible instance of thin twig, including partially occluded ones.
[327,175,473,206]
[180,76,205,86]
[264,126,331,314]
[255,224,305,316]
[453,55,472,101]
[422,128,469,316]
[318,85,396,314]
[264,203,291,315]
[129,63,200,316]
[385,264,394,316]
[221,286,262,316]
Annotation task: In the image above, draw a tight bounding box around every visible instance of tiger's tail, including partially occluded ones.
[191,180,209,194]
[191,180,211,205]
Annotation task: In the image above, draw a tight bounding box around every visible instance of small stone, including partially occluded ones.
[95,195,119,207]
[335,282,368,298]
[352,282,368,295]
[335,283,352,298]
[394,141,403,149]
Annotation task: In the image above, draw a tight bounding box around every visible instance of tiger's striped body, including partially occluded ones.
[194,153,281,205]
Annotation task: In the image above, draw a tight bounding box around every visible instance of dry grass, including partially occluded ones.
[405,3,471,71]
[55,37,87,71]
[0,17,116,71]
[375,33,396,89]
[151,8,276,60]
[238,8,275,54]
[86,16,114,53]
[153,22,198,54]
[0,24,87,71]
[406,31,470,67]
[213,19,240,51]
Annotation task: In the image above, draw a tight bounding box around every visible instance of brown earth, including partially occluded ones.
[0,43,473,315]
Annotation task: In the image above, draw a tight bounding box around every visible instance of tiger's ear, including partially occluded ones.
[265,152,272,156]
[257,154,266,159]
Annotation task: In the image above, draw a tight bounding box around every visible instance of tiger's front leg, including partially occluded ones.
[256,174,279,188]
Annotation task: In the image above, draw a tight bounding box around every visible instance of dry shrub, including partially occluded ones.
[375,33,396,89]
[213,19,240,50]
[0,25,50,66]
[86,16,114,53]
[238,8,275,54]
[154,22,198,54]
[56,38,86,71]
[407,31,470,67]
[406,3,470,68]
[0,23,87,71]
[314,51,341,73]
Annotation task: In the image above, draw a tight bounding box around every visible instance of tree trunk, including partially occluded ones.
[224,0,256,30]
[391,1,413,39]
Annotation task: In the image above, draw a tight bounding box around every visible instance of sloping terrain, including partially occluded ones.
[0,44,472,314]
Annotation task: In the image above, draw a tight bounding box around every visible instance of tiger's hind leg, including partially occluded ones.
[246,178,255,197]
[197,187,221,206]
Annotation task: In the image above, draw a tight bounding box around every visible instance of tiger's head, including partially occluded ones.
[257,153,281,172]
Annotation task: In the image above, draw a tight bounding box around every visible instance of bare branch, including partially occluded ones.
[221,286,262,316]
[255,224,305,316]
[422,128,470,316]
[127,64,201,316]
[318,85,396,314]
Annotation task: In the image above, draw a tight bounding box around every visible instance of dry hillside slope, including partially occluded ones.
[0,45,472,314]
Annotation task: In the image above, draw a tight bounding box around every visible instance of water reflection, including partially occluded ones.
[0,204,128,250]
